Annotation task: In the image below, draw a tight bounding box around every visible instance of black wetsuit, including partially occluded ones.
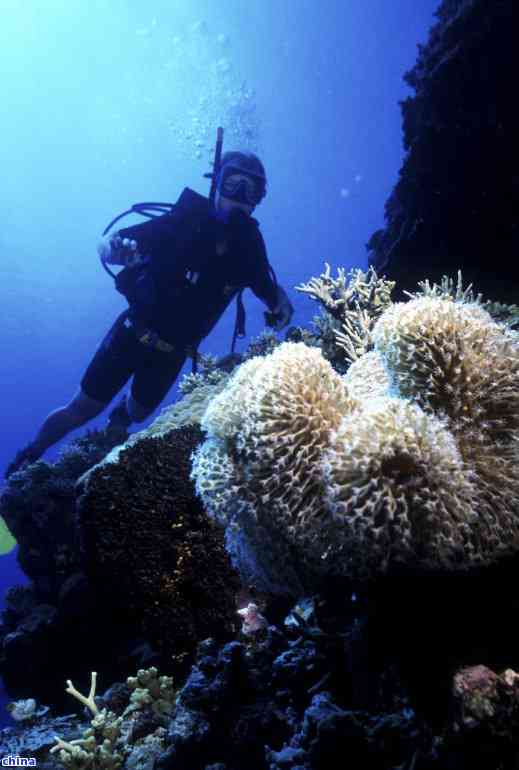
[81,188,278,410]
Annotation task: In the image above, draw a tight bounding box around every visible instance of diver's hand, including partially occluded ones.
[97,234,144,266]
[269,285,294,331]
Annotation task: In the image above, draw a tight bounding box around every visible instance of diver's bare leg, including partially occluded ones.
[5,388,108,478]
[28,387,108,456]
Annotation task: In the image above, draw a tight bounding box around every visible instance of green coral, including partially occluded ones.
[51,669,173,770]
[51,672,124,770]
[125,668,175,722]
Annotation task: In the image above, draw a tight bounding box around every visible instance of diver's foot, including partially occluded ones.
[106,394,132,432]
[5,444,42,480]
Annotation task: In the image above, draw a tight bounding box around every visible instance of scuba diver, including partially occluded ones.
[5,146,294,479]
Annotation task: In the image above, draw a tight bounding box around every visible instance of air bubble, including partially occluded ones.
[216,58,231,75]
[192,20,208,35]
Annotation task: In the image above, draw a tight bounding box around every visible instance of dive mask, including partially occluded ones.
[217,165,266,206]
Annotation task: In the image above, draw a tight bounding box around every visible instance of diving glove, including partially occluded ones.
[266,285,294,332]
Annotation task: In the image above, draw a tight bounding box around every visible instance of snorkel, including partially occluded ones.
[206,131,267,220]
[205,126,225,209]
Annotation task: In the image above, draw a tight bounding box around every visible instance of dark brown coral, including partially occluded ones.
[76,425,240,659]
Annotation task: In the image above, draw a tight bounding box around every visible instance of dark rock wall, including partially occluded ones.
[367,0,518,303]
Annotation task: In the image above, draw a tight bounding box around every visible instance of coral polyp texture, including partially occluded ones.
[201,343,358,512]
[192,293,519,592]
[77,425,240,656]
[373,294,519,558]
[372,296,516,431]
[193,342,358,594]
[342,350,390,401]
[321,397,477,577]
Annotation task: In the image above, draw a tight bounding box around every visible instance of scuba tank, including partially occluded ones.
[100,127,224,282]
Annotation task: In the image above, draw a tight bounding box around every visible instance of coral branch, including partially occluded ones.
[65,672,99,716]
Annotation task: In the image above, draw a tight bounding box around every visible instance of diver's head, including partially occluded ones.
[214,151,267,220]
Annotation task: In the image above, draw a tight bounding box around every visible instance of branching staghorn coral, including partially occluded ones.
[179,362,229,397]
[407,270,519,331]
[296,264,395,369]
[51,672,125,770]
[51,669,173,770]
[405,271,483,305]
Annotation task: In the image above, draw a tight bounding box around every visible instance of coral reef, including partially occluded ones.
[321,396,478,578]
[82,332,284,484]
[5,586,519,769]
[50,669,173,770]
[296,264,395,372]
[0,430,148,713]
[0,713,89,764]
[0,422,239,712]
[406,272,519,329]
[242,329,280,360]
[341,350,390,401]
[4,281,519,766]
[77,425,240,660]
[178,353,228,395]
[193,342,358,594]
[4,1,519,764]
[192,290,519,591]
[6,697,48,723]
[367,0,518,306]
[0,429,125,595]
[451,664,519,736]
[373,294,519,562]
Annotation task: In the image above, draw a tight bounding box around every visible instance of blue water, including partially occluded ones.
[0,0,438,726]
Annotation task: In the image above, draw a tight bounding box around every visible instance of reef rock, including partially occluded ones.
[367,0,518,305]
